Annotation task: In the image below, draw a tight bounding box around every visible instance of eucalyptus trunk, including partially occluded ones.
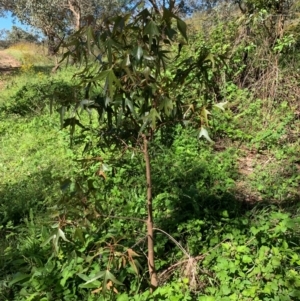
[143,135,158,291]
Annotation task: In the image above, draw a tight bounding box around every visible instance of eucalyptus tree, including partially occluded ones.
[0,0,136,54]
[145,0,225,14]
[55,1,225,290]
[6,25,39,43]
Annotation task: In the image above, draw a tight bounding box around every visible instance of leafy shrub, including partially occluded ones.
[0,78,82,116]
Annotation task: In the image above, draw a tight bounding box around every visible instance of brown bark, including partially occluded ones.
[143,134,158,292]
[68,0,81,31]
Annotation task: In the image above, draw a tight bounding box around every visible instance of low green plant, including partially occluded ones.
[249,155,300,202]
[0,79,81,116]
[199,207,300,300]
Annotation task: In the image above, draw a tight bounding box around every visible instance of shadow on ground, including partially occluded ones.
[0,168,57,226]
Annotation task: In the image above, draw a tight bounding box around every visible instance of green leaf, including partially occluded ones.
[125,98,137,118]
[250,226,260,235]
[106,69,121,100]
[79,99,95,107]
[77,273,91,282]
[176,19,188,42]
[9,273,30,286]
[165,27,177,41]
[58,228,70,242]
[53,232,59,252]
[133,46,143,61]
[201,107,211,126]
[79,280,101,289]
[129,259,142,275]
[90,70,111,82]
[41,228,70,252]
[143,66,151,79]
[100,270,123,294]
[220,284,231,296]
[148,108,162,130]
[236,246,249,253]
[199,127,214,143]
[117,293,129,301]
[242,255,252,263]
[158,97,173,116]
[144,20,159,45]
[290,289,300,297]
[162,8,176,25]
[271,257,281,267]
[144,20,160,36]
[242,286,257,297]
[112,15,127,34]
[144,55,155,61]
[198,297,216,301]
[61,269,74,287]
[74,228,85,243]
[41,232,56,247]
[104,270,123,286]
[80,271,105,286]
[105,38,122,67]
[214,101,228,111]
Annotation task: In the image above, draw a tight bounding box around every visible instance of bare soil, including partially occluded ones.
[0,50,21,89]
[0,50,20,72]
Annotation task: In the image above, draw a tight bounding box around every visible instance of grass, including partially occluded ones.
[0,56,78,225]
[0,113,73,225]
[4,42,53,67]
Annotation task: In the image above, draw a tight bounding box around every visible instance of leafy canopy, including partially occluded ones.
[60,7,223,145]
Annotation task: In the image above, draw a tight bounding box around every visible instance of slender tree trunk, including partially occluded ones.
[143,134,158,292]
[68,0,81,31]
[47,32,56,56]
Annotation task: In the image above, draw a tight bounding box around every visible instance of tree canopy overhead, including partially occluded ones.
[0,0,138,54]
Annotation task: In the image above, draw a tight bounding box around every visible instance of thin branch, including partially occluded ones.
[148,0,161,15]
[158,238,233,281]
[153,227,190,258]
[158,255,204,281]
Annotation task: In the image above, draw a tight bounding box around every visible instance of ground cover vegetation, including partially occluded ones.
[0,0,300,300]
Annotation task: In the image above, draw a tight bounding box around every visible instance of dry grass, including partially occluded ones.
[5,42,53,67]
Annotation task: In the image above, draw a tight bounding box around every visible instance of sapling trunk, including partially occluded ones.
[143,134,158,292]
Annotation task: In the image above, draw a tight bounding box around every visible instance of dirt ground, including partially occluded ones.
[0,50,20,72]
[0,50,20,89]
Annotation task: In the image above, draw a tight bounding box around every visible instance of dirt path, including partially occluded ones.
[0,50,21,73]
[0,50,21,89]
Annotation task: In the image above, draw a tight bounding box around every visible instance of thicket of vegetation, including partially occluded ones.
[0,0,300,300]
